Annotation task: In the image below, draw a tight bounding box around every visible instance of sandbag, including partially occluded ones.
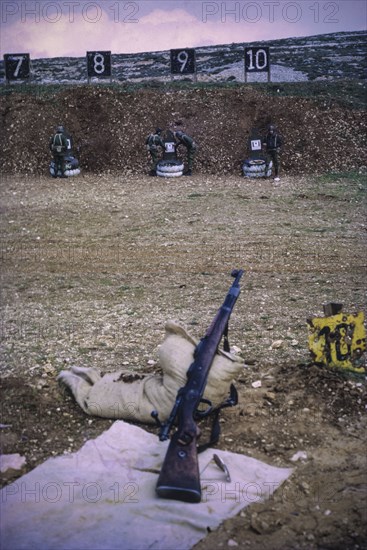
[58,320,244,422]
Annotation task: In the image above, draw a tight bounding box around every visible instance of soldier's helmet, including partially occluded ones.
[268,124,276,132]
[56,125,65,133]
[155,128,162,134]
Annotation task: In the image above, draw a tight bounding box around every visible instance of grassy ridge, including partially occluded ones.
[1,79,366,110]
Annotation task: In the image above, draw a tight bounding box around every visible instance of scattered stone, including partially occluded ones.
[250,514,270,534]
[0,453,27,474]
[264,391,276,402]
[270,340,283,350]
[290,451,308,462]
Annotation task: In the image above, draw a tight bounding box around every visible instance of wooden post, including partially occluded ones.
[323,303,343,317]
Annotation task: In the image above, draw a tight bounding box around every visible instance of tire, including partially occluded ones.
[157,170,183,178]
[244,165,265,173]
[157,160,184,172]
[50,157,80,177]
[157,160,184,177]
[242,159,272,178]
[247,159,266,166]
[65,168,81,177]
[158,166,183,174]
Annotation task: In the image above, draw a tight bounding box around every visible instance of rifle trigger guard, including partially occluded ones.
[195,398,213,419]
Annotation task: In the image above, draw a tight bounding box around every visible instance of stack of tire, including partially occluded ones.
[50,156,81,178]
[156,159,184,178]
[242,158,272,178]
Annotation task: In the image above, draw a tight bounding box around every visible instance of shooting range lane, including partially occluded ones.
[1,420,292,550]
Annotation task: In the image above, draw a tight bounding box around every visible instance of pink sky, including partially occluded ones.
[0,1,366,58]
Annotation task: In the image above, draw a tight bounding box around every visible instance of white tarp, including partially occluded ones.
[0,421,292,550]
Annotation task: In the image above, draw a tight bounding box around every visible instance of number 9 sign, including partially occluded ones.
[86,51,112,78]
[170,49,196,75]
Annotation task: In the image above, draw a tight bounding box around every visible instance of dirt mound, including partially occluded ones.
[1,85,366,176]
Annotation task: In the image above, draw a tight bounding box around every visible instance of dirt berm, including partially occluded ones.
[0,83,366,175]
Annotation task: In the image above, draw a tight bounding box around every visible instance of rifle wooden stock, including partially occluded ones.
[156,431,201,503]
[157,385,202,502]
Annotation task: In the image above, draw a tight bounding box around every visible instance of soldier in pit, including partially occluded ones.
[263,124,283,182]
[146,128,164,176]
[49,125,69,178]
[173,131,197,176]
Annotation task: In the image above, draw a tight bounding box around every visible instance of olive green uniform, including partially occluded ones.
[263,130,283,178]
[49,132,68,177]
[175,132,197,173]
[146,132,164,172]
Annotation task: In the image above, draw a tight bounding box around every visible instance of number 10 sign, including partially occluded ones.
[244,47,270,82]
[170,49,196,75]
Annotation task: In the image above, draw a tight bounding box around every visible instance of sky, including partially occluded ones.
[0,0,366,58]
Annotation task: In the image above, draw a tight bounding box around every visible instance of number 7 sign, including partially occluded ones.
[4,54,30,82]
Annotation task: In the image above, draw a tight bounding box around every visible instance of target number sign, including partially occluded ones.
[244,47,270,73]
[165,142,176,153]
[170,49,196,75]
[86,51,112,78]
[250,139,262,151]
[4,54,30,81]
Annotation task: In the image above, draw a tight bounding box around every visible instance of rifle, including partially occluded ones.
[151,269,244,503]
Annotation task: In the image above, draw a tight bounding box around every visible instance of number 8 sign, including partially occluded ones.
[170,49,196,75]
[86,51,112,78]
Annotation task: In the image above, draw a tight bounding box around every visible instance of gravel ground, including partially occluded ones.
[1,170,366,549]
